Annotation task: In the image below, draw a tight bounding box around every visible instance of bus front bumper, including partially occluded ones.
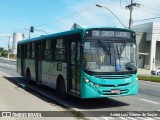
[81,80,138,99]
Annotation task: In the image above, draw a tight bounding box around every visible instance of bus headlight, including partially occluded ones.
[84,77,90,83]
[90,82,94,87]
[130,80,137,86]
[133,80,136,84]
[96,85,99,88]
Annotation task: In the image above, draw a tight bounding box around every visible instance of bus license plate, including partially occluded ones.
[111,90,120,94]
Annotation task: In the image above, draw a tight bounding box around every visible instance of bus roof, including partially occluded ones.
[18,27,134,44]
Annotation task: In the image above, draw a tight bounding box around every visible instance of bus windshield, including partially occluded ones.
[83,40,137,72]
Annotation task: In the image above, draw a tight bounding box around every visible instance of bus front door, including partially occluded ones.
[69,41,80,95]
[36,44,42,84]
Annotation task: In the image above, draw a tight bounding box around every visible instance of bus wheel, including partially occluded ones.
[26,70,31,84]
[58,78,67,98]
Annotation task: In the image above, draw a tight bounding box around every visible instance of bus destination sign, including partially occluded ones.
[85,30,132,38]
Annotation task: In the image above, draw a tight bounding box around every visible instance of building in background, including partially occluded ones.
[132,22,160,70]
[12,32,24,54]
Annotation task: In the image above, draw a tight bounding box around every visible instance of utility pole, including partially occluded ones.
[7,36,10,60]
[126,0,140,29]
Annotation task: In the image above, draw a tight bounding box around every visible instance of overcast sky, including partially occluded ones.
[0,0,160,48]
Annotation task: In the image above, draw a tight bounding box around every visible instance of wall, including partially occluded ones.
[136,32,150,69]
[132,22,153,41]
[156,42,160,68]
[12,33,23,54]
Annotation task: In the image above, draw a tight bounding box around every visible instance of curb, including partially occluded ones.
[3,75,86,119]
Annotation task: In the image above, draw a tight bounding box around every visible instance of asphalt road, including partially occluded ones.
[0,59,160,120]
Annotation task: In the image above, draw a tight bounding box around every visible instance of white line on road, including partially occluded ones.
[136,117,146,120]
[127,117,137,120]
[101,117,114,120]
[140,99,160,105]
[0,64,4,66]
[87,117,99,120]
[139,81,160,88]
[145,117,155,120]
[158,110,160,111]
[154,117,160,120]
[119,117,128,120]
[4,64,10,66]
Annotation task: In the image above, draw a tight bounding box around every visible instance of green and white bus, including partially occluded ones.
[17,27,138,98]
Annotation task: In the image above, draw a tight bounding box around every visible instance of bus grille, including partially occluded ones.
[94,74,133,79]
[100,83,130,87]
[102,89,129,95]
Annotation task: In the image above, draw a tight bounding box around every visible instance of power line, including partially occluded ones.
[142,4,160,13]
[138,7,160,16]
[134,8,160,16]
[133,17,160,22]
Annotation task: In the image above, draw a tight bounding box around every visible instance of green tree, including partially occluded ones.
[1,50,8,57]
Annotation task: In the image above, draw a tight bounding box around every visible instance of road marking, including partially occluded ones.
[154,117,160,120]
[145,117,155,120]
[0,63,11,67]
[127,117,137,120]
[140,99,160,105]
[139,81,160,88]
[102,117,114,120]
[158,110,160,111]
[136,117,146,120]
[119,117,128,120]
[87,117,99,120]
[4,64,10,66]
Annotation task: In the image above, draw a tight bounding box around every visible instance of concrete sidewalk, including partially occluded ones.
[0,72,78,120]
[138,68,151,75]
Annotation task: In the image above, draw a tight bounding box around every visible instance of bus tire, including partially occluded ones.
[57,77,67,98]
[157,72,160,75]
[26,69,31,84]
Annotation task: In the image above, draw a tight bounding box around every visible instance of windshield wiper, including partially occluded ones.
[97,40,110,55]
[97,39,112,65]
[116,43,126,57]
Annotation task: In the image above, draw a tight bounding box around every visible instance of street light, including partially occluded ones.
[96,4,126,28]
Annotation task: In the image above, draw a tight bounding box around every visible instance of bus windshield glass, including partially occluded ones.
[83,40,137,72]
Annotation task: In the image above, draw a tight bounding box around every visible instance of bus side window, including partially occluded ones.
[44,40,52,60]
[27,43,31,58]
[31,43,35,59]
[17,44,21,58]
[55,39,65,60]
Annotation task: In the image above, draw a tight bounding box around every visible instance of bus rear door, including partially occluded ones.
[35,43,42,84]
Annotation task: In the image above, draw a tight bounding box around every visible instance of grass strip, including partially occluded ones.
[138,75,160,82]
